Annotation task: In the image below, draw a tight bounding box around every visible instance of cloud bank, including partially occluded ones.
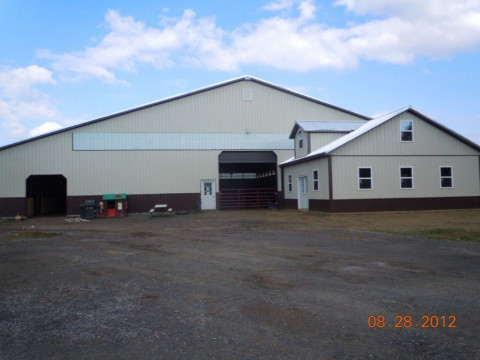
[0,65,63,142]
[37,0,480,82]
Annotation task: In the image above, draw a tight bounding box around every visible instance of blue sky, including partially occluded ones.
[1,0,480,146]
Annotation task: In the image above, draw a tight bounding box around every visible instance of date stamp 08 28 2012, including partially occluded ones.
[368,315,456,329]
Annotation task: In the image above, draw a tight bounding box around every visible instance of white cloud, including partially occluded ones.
[335,0,480,19]
[263,0,316,20]
[38,9,234,82]
[335,0,480,62]
[29,121,63,137]
[263,0,298,12]
[35,1,480,81]
[0,66,60,143]
[231,19,356,71]
[0,65,56,98]
[299,0,317,20]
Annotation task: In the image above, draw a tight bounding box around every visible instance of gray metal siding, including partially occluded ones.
[0,79,367,200]
[310,133,345,152]
[331,155,480,199]
[328,113,480,199]
[0,132,73,197]
[294,129,309,158]
[333,113,479,156]
[283,157,329,200]
[73,81,366,134]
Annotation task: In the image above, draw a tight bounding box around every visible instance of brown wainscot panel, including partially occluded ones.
[0,197,26,217]
[329,197,480,213]
[279,198,297,210]
[309,200,331,212]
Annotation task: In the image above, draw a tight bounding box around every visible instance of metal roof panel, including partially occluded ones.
[297,120,367,132]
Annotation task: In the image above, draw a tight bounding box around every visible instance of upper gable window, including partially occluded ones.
[243,89,252,101]
[298,130,304,149]
[400,120,414,142]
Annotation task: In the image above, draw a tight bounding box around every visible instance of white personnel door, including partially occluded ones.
[201,179,216,210]
[297,176,309,210]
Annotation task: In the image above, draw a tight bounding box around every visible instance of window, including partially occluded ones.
[313,170,319,191]
[400,167,413,189]
[358,168,372,190]
[400,120,414,141]
[203,181,212,195]
[298,130,304,149]
[288,175,292,192]
[440,167,453,188]
[243,89,252,101]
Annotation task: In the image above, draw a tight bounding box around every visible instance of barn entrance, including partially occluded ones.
[26,175,67,217]
[219,151,277,209]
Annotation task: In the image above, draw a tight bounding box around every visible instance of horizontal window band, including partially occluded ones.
[73,133,293,151]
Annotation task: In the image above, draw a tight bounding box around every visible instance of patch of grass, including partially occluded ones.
[411,228,480,242]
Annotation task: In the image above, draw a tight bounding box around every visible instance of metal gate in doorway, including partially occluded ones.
[218,151,277,209]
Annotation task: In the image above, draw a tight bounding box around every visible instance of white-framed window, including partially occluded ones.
[358,167,372,190]
[400,120,414,142]
[312,170,319,191]
[400,167,414,189]
[288,175,292,192]
[298,130,304,149]
[243,88,252,101]
[440,166,453,188]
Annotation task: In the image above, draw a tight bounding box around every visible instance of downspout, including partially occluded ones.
[280,165,285,208]
[328,155,333,212]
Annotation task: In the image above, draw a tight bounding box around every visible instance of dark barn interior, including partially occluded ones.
[26,175,67,216]
[218,151,277,209]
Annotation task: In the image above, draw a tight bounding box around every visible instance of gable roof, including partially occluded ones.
[289,120,368,139]
[281,107,480,166]
[0,75,369,151]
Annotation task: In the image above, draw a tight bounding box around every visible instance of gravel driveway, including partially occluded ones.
[1,210,479,359]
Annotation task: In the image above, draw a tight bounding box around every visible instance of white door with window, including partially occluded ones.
[201,179,216,210]
[297,176,309,210]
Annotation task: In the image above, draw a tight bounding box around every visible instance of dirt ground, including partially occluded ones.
[1,209,479,359]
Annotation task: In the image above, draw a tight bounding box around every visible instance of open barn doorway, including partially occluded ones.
[26,175,67,217]
[219,151,277,209]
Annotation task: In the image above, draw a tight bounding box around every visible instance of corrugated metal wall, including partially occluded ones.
[334,113,479,156]
[0,79,366,200]
[283,157,330,200]
[294,129,309,158]
[74,81,364,134]
[310,133,345,152]
[0,132,74,197]
[329,112,480,199]
[331,155,479,199]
